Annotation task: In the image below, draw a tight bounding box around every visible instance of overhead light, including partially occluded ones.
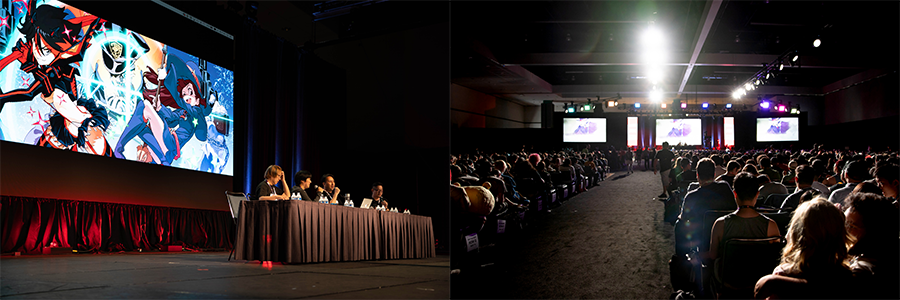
[680,102,687,109]
[792,54,799,62]
[608,100,617,108]
[790,107,798,114]
[584,100,593,111]
[661,103,667,109]
[725,103,733,109]
[732,90,742,99]
[701,102,709,109]
[760,101,770,109]
[766,73,771,80]
[779,63,784,71]
[634,102,641,109]
[649,89,663,102]
[755,79,761,85]
[744,83,752,91]
[813,38,821,48]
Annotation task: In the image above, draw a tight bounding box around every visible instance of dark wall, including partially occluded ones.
[451,112,630,153]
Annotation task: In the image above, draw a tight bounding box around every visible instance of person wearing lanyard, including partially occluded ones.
[253,165,289,200]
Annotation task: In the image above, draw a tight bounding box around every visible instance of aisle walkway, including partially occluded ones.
[452,169,675,299]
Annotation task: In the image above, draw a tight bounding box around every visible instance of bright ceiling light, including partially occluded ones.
[732,90,742,99]
[779,63,784,71]
[792,54,799,62]
[649,89,663,102]
[813,38,821,48]
[641,28,664,47]
[661,103,667,108]
[744,83,752,91]
[647,69,664,84]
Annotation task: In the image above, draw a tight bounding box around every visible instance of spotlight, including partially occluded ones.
[732,90,742,99]
[766,73,771,80]
[649,90,663,102]
[635,102,641,109]
[755,79,761,85]
[790,107,799,114]
[661,103,667,109]
[565,104,575,113]
[702,102,709,109]
[680,102,687,109]
[760,101,770,109]
[779,62,784,71]
[792,54,799,62]
[813,38,821,48]
[744,83,752,91]
[608,100,616,108]
[584,102,593,111]
[725,103,733,109]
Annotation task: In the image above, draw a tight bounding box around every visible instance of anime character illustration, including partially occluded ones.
[572,119,598,135]
[666,119,692,138]
[766,118,791,135]
[0,0,112,155]
[0,0,234,175]
[114,51,216,166]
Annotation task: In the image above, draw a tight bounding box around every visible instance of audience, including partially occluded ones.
[828,161,870,204]
[780,165,816,212]
[674,158,734,256]
[708,172,780,262]
[716,160,741,187]
[873,164,899,201]
[757,174,788,204]
[842,193,900,299]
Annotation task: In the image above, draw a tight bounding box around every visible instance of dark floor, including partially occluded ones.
[451,168,676,299]
[1,252,449,299]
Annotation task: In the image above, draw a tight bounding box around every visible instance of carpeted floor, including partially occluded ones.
[452,168,676,299]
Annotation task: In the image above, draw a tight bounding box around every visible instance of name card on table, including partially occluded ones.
[497,220,506,234]
[465,233,479,252]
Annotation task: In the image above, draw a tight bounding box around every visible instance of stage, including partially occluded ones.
[1,251,449,299]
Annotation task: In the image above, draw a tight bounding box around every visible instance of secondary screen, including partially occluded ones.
[563,118,607,143]
[756,117,799,142]
[0,0,234,175]
[656,118,701,145]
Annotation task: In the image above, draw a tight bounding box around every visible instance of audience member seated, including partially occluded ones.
[828,161,871,205]
[711,155,727,180]
[755,198,853,299]
[780,159,799,186]
[742,164,759,176]
[676,157,697,183]
[757,174,788,204]
[674,158,736,256]
[707,172,780,269]
[809,161,833,199]
[842,192,900,299]
[716,160,741,187]
[495,160,529,206]
[780,165,816,212]
[759,156,783,183]
[825,159,847,188]
[873,164,899,201]
[253,165,290,200]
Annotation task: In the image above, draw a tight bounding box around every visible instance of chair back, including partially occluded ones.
[762,212,792,237]
[721,237,784,290]
[764,193,789,208]
[700,210,733,252]
[225,191,248,220]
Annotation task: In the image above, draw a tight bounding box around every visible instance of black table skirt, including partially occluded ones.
[234,200,434,263]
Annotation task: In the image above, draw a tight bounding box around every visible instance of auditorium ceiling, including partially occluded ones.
[450,1,899,108]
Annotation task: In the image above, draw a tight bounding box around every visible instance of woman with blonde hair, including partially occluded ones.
[755,197,854,299]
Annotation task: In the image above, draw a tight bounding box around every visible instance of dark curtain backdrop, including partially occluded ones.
[234,21,347,194]
[1,196,233,253]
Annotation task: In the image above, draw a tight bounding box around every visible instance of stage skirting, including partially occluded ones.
[1,196,234,254]
[235,200,435,263]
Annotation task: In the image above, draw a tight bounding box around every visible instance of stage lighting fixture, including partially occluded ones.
[760,101,770,109]
[661,103,667,109]
[792,54,799,62]
[680,102,687,109]
[702,102,709,109]
[779,62,784,71]
[744,83,752,91]
[635,102,641,109]
[813,38,821,48]
[608,100,616,108]
[584,101,593,111]
[790,107,799,114]
[726,103,732,109]
[649,89,663,102]
[732,90,742,99]
[766,73,771,80]
[755,79,761,85]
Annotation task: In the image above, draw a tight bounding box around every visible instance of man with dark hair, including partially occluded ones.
[758,174,789,202]
[780,165,816,211]
[320,174,341,204]
[290,170,322,201]
[759,156,782,183]
[716,160,742,187]
[654,142,676,198]
[874,164,899,201]
[828,161,871,205]
[674,158,735,256]
[371,182,388,208]
[708,172,780,261]
[711,155,726,179]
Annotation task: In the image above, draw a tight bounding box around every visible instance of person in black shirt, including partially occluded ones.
[654,142,676,198]
[320,174,341,204]
[371,182,388,208]
[252,165,290,200]
[290,170,322,201]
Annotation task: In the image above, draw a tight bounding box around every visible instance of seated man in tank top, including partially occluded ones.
[708,172,781,263]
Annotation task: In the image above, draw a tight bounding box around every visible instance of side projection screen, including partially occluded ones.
[656,118,701,146]
[0,0,234,175]
[756,117,799,142]
[563,118,607,143]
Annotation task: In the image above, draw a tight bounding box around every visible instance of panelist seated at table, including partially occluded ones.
[252,165,290,200]
[371,182,388,208]
[319,174,342,204]
[290,170,323,201]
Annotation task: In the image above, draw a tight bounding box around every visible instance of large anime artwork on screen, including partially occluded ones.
[0,0,234,175]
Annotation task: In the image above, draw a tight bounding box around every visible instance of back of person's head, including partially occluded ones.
[757,174,771,185]
[493,160,508,173]
[760,156,772,169]
[851,181,883,196]
[696,158,716,181]
[679,157,691,169]
[781,198,850,275]
[663,141,670,150]
[711,155,724,167]
[294,170,312,186]
[734,172,759,202]
[450,165,462,179]
[873,163,899,189]
[795,165,815,186]
[528,153,542,166]
[265,165,282,180]
[726,160,742,173]
[799,189,822,204]
[842,192,899,254]
[742,164,759,176]
[788,159,798,171]
[844,161,871,182]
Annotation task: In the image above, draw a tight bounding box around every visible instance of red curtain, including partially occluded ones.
[1,196,234,254]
